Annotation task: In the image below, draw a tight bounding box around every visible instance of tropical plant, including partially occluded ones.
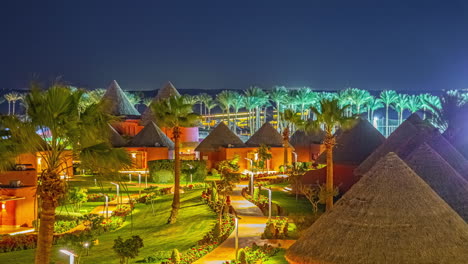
[151,96,200,223]
[124,91,140,106]
[338,88,354,116]
[198,93,212,116]
[245,86,268,132]
[366,96,383,121]
[205,99,217,125]
[393,93,409,125]
[113,235,144,264]
[256,144,272,172]
[216,91,236,130]
[406,95,422,113]
[0,84,132,264]
[305,99,356,211]
[419,93,441,119]
[380,90,399,137]
[280,109,302,167]
[291,87,316,120]
[269,86,288,131]
[349,88,372,114]
[230,92,245,133]
[67,187,88,212]
[4,92,22,115]
[243,96,259,135]
[4,93,13,115]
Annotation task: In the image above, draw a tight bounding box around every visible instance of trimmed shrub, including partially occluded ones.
[238,248,247,264]
[148,160,207,183]
[171,248,181,264]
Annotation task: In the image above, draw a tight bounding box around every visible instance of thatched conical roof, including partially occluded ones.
[195,122,245,152]
[426,134,468,181]
[286,152,468,264]
[141,81,181,125]
[405,143,468,221]
[355,113,438,175]
[128,121,174,149]
[101,80,140,117]
[317,118,384,165]
[246,122,285,147]
[290,129,325,147]
[108,124,127,147]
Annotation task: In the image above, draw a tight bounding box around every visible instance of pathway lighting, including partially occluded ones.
[60,249,76,264]
[268,188,272,220]
[110,182,120,204]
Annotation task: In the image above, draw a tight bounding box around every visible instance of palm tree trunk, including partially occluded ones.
[385,104,389,137]
[325,136,334,211]
[7,101,10,115]
[276,101,281,131]
[12,101,15,115]
[282,127,289,167]
[35,199,56,264]
[168,127,181,224]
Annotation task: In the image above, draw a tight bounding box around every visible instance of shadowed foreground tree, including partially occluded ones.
[305,99,356,211]
[0,84,131,264]
[151,95,200,224]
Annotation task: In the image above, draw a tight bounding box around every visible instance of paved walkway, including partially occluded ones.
[193,183,295,264]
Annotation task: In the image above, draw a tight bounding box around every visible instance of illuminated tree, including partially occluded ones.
[216,90,236,130]
[231,92,245,133]
[350,88,372,114]
[393,93,409,125]
[419,93,440,119]
[270,86,288,131]
[380,90,399,136]
[306,99,356,211]
[151,95,200,224]
[406,95,422,113]
[0,84,131,264]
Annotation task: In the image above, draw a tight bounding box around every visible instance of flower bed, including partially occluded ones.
[111,203,134,217]
[54,219,80,234]
[241,187,285,216]
[224,243,281,264]
[261,217,289,239]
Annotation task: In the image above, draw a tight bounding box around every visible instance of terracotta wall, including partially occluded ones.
[124,147,169,169]
[0,187,36,227]
[15,153,37,170]
[0,170,37,186]
[37,151,73,177]
[302,164,358,193]
[113,119,142,137]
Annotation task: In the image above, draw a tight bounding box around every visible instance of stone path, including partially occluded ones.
[193,183,295,264]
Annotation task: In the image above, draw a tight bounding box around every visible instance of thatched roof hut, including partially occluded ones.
[426,134,468,181]
[195,122,245,152]
[246,122,285,147]
[290,129,325,147]
[286,152,468,264]
[355,113,438,176]
[108,124,127,147]
[128,121,174,149]
[405,143,468,221]
[317,118,384,165]
[101,80,140,117]
[141,81,181,125]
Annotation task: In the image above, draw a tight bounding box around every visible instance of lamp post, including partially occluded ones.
[60,249,76,264]
[128,173,132,183]
[188,164,193,183]
[145,170,148,188]
[250,172,254,197]
[268,188,272,220]
[83,242,90,256]
[138,174,141,188]
[110,182,120,205]
[244,158,253,170]
[233,216,239,261]
[100,193,109,219]
[292,151,298,164]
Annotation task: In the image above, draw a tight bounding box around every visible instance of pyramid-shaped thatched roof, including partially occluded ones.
[317,118,384,165]
[290,129,325,147]
[128,122,174,149]
[101,80,140,117]
[405,143,468,221]
[246,122,285,147]
[195,122,245,152]
[287,152,468,264]
[141,81,181,125]
[355,113,438,175]
[426,134,468,181]
[108,124,127,147]
[450,126,468,159]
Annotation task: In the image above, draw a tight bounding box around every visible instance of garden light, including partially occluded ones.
[83,242,89,256]
[292,151,298,164]
[110,182,120,204]
[268,188,272,220]
[60,249,76,264]
[244,158,253,170]
[138,173,141,188]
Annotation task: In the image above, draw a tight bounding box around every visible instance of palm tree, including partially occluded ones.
[205,99,217,125]
[350,88,372,115]
[216,91,236,130]
[5,92,22,115]
[270,86,288,131]
[243,96,258,135]
[406,95,422,113]
[198,93,212,117]
[245,86,268,132]
[419,93,440,119]
[367,97,384,121]
[231,92,245,133]
[4,93,14,115]
[306,99,356,211]
[280,109,302,167]
[393,93,409,125]
[152,96,200,224]
[292,87,314,120]
[0,84,131,264]
[424,90,468,138]
[380,90,399,137]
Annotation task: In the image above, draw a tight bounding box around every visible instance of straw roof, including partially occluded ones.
[101,80,140,117]
[141,81,181,125]
[195,122,245,152]
[317,118,384,165]
[246,122,285,147]
[355,113,438,175]
[290,129,325,147]
[426,134,468,181]
[128,121,174,149]
[405,143,468,221]
[286,152,468,264]
[108,124,127,147]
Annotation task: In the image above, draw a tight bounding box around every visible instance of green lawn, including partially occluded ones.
[0,190,217,264]
[263,249,288,264]
[259,188,315,216]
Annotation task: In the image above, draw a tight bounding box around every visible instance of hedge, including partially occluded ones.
[148,160,207,183]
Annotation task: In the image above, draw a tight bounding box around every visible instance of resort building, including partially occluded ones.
[289,129,325,162]
[302,118,384,192]
[287,152,468,264]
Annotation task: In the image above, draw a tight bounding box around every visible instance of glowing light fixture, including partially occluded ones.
[60,249,77,264]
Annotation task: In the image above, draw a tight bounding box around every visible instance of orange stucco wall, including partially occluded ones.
[37,150,74,177]
[0,187,36,227]
[112,119,142,136]
[294,143,324,162]
[302,164,358,193]
[201,147,292,172]
[0,170,37,186]
[124,147,169,169]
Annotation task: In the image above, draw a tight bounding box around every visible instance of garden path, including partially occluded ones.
[193,183,295,264]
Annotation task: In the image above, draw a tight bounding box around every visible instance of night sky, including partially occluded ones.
[1,0,467,91]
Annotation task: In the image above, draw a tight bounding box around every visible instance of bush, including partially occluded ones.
[113,236,144,264]
[102,217,124,231]
[54,220,79,234]
[0,234,38,253]
[171,248,181,264]
[111,204,134,217]
[238,248,247,264]
[148,160,207,183]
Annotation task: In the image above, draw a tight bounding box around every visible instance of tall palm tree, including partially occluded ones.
[419,93,440,119]
[292,87,314,120]
[380,90,399,137]
[231,92,245,134]
[393,93,409,125]
[5,92,22,115]
[245,86,268,132]
[306,99,356,211]
[350,88,372,115]
[270,86,288,131]
[0,84,131,264]
[216,91,236,130]
[339,88,354,116]
[367,97,384,121]
[4,93,14,115]
[243,96,258,135]
[205,99,217,125]
[198,93,212,117]
[152,96,200,223]
[280,109,302,167]
[406,95,422,113]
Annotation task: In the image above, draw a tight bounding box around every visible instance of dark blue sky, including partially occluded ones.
[1,0,467,91]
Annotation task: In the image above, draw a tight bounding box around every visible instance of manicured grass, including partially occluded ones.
[259,186,316,216]
[0,190,217,264]
[263,249,288,264]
